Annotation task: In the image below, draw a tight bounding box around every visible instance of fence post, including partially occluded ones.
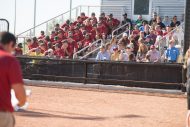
[84,62,87,84]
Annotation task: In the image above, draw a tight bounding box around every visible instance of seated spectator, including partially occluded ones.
[39,43,47,54]
[119,46,133,61]
[149,12,157,26]
[111,47,120,61]
[27,37,39,50]
[122,13,132,28]
[73,16,83,26]
[165,39,179,63]
[139,20,148,32]
[163,26,172,36]
[170,16,181,28]
[144,24,150,37]
[156,16,165,29]
[110,36,118,53]
[61,41,70,58]
[38,31,45,40]
[136,15,143,27]
[89,12,97,24]
[136,38,148,62]
[106,14,120,34]
[61,19,70,29]
[163,16,171,27]
[80,12,88,22]
[100,12,108,25]
[46,49,54,58]
[85,19,93,33]
[128,35,138,55]
[53,43,65,59]
[142,54,150,62]
[119,33,130,47]
[67,38,78,58]
[146,45,160,62]
[128,53,136,62]
[96,21,108,39]
[14,43,23,56]
[28,47,44,57]
[96,45,110,61]
[144,35,154,49]
[155,25,163,36]
[50,31,56,42]
[149,29,157,43]
[81,33,92,47]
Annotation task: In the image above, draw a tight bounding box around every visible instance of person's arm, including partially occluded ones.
[12,84,26,107]
[9,59,26,107]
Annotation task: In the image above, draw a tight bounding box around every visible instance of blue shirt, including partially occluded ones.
[96,51,110,61]
[139,26,144,32]
[166,47,179,62]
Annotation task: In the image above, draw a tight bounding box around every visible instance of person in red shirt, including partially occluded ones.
[14,43,23,56]
[74,27,84,42]
[106,14,120,34]
[73,16,83,26]
[53,43,65,59]
[0,32,26,127]
[39,43,47,54]
[90,24,97,40]
[85,19,93,33]
[67,37,78,58]
[81,33,92,47]
[61,19,70,29]
[38,31,45,40]
[27,37,39,50]
[89,12,97,24]
[80,12,88,22]
[97,21,108,38]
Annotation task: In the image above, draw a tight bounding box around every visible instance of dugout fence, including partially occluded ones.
[17,56,184,90]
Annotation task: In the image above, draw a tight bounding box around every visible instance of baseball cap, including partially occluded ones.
[123,33,128,37]
[113,46,118,51]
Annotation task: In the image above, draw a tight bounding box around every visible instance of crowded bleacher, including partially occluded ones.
[15,11,184,63]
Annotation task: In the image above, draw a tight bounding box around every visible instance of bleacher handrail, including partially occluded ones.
[73,39,103,59]
[112,23,131,37]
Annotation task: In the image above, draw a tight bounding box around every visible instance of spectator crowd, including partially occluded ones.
[15,12,183,63]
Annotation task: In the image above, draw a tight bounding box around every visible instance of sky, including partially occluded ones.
[0,0,100,35]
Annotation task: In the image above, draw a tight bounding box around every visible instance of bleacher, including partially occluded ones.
[16,5,184,64]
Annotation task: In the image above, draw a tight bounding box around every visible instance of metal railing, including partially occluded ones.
[17,5,127,38]
[79,23,131,60]
[0,19,9,32]
[112,23,131,37]
[157,22,184,57]
[73,39,103,59]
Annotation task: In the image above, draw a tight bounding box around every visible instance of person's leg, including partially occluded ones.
[0,112,15,127]
[187,79,190,127]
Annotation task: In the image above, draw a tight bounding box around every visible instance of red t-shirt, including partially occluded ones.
[54,49,65,58]
[15,48,23,56]
[0,47,23,112]
[28,42,39,50]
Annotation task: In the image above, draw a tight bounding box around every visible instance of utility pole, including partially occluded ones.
[14,0,17,34]
[69,0,72,21]
[33,0,37,36]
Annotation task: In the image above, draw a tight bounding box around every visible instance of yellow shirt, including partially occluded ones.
[111,52,120,61]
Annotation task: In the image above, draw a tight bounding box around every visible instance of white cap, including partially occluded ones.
[123,33,128,37]
[48,49,53,53]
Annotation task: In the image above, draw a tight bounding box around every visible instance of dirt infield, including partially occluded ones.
[15,86,187,127]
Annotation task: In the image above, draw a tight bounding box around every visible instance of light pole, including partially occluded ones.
[69,0,72,21]
[33,0,37,36]
[14,0,17,34]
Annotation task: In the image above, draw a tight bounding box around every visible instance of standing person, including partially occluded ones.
[0,32,26,127]
[165,39,179,63]
[122,13,132,28]
[149,12,157,26]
